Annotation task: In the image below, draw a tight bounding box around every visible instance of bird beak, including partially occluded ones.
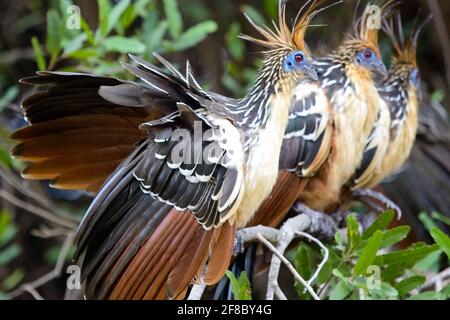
[303,63,319,82]
[373,60,388,78]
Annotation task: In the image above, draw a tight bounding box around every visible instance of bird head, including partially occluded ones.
[240,0,339,91]
[335,1,398,78]
[384,13,432,91]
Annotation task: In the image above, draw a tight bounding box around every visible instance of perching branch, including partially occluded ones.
[6,232,75,299]
[0,167,80,225]
[237,204,337,300]
[0,189,77,229]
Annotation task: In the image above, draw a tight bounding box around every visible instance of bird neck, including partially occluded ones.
[233,52,288,131]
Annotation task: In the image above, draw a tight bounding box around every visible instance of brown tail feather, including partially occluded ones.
[50,160,123,190]
[108,210,235,300]
[12,130,143,161]
[22,145,133,179]
[203,222,235,284]
[10,115,144,141]
[108,209,182,299]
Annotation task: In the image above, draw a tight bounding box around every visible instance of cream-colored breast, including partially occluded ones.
[235,93,290,228]
[380,88,419,181]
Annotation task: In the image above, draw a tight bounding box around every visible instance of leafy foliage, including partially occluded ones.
[288,211,449,300]
[31,0,218,77]
[0,210,24,299]
[225,271,252,300]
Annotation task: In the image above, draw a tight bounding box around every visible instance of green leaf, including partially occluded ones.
[0,86,19,112]
[431,89,445,103]
[46,9,62,56]
[225,271,252,300]
[108,0,130,35]
[347,214,361,249]
[103,36,146,54]
[2,269,24,291]
[0,244,21,266]
[31,37,46,71]
[58,0,73,15]
[376,244,439,267]
[381,226,410,249]
[97,0,112,38]
[367,281,398,300]
[262,0,278,19]
[167,21,217,51]
[226,22,245,61]
[418,212,439,232]
[414,250,442,272]
[440,285,450,298]
[0,210,11,235]
[67,49,99,59]
[329,280,352,300]
[118,6,136,33]
[163,0,182,39]
[43,245,75,264]
[431,212,450,226]
[354,230,383,275]
[363,210,395,239]
[294,244,312,279]
[407,291,446,300]
[63,33,86,55]
[294,244,312,298]
[80,17,95,45]
[241,4,267,26]
[143,20,168,51]
[430,227,450,259]
[135,0,153,16]
[396,275,426,298]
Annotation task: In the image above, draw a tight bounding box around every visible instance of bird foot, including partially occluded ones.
[233,233,245,256]
[292,202,337,241]
[352,188,402,220]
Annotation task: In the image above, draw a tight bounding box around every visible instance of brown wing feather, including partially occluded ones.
[249,171,309,228]
[12,72,168,192]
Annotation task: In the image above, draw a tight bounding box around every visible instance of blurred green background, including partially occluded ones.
[0,0,449,300]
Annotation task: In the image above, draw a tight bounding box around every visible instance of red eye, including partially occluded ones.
[294,54,304,63]
[364,50,373,59]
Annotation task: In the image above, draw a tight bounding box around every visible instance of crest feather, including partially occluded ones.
[353,0,398,50]
[383,12,432,66]
[240,0,341,55]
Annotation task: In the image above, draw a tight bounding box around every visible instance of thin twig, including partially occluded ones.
[256,232,320,300]
[420,267,450,292]
[0,189,76,229]
[30,225,72,239]
[6,232,75,299]
[0,167,79,223]
[297,231,329,289]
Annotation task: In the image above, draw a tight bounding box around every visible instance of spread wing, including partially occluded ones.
[11,54,220,192]
[279,83,333,177]
[133,104,245,229]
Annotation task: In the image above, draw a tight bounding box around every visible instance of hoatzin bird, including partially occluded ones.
[247,0,392,229]
[214,0,394,299]
[354,13,431,190]
[217,7,433,300]
[11,1,326,299]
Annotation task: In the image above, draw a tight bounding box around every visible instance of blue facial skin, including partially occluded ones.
[284,51,318,81]
[355,49,388,77]
[410,68,421,88]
